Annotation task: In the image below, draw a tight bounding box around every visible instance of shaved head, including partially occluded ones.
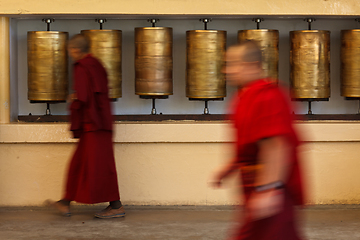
[68,34,90,53]
[223,40,265,86]
[229,40,263,64]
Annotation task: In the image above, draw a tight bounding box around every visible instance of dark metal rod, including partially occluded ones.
[204,100,209,115]
[148,19,158,27]
[96,19,107,30]
[252,18,263,30]
[46,103,51,116]
[358,100,360,114]
[200,18,211,30]
[305,18,315,31]
[151,98,156,115]
[42,18,54,31]
[307,101,313,115]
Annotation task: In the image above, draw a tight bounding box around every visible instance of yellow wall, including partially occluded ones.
[0,0,358,16]
[1,122,360,206]
[0,17,10,124]
[1,0,360,206]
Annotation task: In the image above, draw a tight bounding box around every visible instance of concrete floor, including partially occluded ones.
[0,205,360,240]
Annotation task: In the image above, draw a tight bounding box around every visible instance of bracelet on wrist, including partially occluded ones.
[255,181,284,193]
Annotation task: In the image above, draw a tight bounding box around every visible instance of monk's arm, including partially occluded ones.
[73,65,89,104]
[245,136,291,220]
[255,136,290,190]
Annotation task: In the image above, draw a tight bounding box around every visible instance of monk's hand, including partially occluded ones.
[67,93,77,103]
[208,171,225,189]
[208,177,223,189]
[246,188,284,220]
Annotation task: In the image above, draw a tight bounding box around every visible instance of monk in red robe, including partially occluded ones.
[48,34,124,218]
[210,40,306,239]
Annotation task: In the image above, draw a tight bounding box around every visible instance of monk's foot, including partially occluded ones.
[44,199,71,217]
[94,206,125,219]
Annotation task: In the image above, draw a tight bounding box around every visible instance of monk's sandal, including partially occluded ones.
[94,206,125,218]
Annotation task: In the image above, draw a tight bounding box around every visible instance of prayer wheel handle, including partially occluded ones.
[148,19,159,27]
[42,18,54,31]
[95,19,107,30]
[200,18,212,30]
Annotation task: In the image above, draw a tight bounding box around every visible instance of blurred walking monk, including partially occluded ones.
[48,34,124,218]
[211,40,305,239]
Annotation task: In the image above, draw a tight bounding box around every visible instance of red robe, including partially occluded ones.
[230,79,305,240]
[64,54,120,204]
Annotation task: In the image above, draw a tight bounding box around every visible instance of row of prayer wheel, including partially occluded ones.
[27,28,360,103]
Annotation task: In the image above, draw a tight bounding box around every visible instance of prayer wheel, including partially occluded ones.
[81,30,122,99]
[290,30,331,100]
[27,31,68,102]
[186,30,226,99]
[341,30,360,98]
[238,29,279,81]
[135,27,173,96]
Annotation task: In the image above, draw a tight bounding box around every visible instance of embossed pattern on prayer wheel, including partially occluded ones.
[290,30,331,99]
[28,31,68,102]
[186,30,226,99]
[238,29,279,82]
[135,27,173,96]
[341,30,360,98]
[81,30,122,98]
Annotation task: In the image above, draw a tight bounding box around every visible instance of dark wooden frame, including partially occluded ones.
[17,114,360,122]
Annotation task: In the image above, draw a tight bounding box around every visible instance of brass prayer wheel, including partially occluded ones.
[81,30,122,99]
[341,30,360,98]
[238,29,279,81]
[27,31,69,102]
[290,30,331,99]
[135,27,173,96]
[186,30,226,99]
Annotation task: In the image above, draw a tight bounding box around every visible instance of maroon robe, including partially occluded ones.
[64,54,120,204]
[229,79,305,240]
